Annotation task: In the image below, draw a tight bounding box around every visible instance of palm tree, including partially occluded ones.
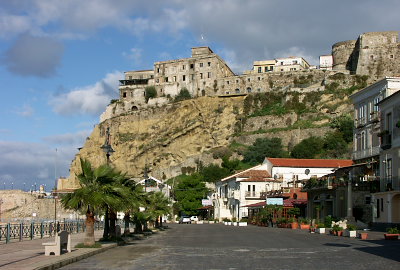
[61,159,130,245]
[144,191,171,228]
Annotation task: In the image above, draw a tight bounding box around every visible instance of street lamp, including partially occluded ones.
[100,127,115,164]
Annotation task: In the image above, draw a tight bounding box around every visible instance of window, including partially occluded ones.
[247,87,252,93]
[257,88,261,92]
[247,78,250,82]
[258,77,261,81]
[123,92,127,98]
[200,73,203,79]
[381,198,384,212]
[165,77,168,82]
[373,97,380,112]
[293,60,298,64]
[280,61,284,65]
[128,76,132,80]
[182,75,186,81]
[370,55,374,60]
[377,199,380,218]
[258,67,262,73]
[191,74,195,80]
[365,196,371,205]
[130,91,133,97]
[361,131,366,150]
[236,79,239,83]
[265,67,268,72]
[226,81,230,85]
[235,88,240,93]
[386,112,392,132]
[190,64,194,69]
[199,63,203,67]
[208,62,211,66]
[207,72,211,78]
[156,79,159,83]
[390,55,394,59]
[173,76,176,82]
[182,65,185,70]
[157,68,160,73]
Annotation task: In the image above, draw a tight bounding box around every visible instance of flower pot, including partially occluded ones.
[384,233,399,240]
[290,222,299,229]
[359,232,368,240]
[337,230,343,236]
[300,224,310,230]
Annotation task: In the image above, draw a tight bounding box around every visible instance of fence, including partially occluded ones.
[0,220,104,244]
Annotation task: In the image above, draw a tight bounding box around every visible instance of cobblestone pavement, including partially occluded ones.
[59,224,400,270]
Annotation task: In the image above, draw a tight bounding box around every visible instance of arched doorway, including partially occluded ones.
[131,106,138,111]
[392,194,400,223]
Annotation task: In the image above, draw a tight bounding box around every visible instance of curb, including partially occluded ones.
[32,243,118,270]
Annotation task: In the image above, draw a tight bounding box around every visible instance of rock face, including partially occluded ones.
[0,190,79,221]
[67,85,354,189]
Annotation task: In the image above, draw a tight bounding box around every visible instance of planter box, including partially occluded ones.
[316,228,325,234]
[232,222,238,226]
[300,224,310,230]
[343,230,357,237]
[203,220,209,224]
[384,233,399,240]
[196,221,203,224]
[238,222,248,227]
[208,221,214,224]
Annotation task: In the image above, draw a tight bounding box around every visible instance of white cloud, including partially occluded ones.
[15,104,34,117]
[43,130,92,146]
[0,141,78,189]
[50,71,123,116]
[122,48,143,64]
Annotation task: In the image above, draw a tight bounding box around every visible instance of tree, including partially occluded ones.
[323,131,349,158]
[173,174,208,216]
[145,86,157,102]
[291,136,324,159]
[145,191,171,228]
[174,88,191,102]
[329,115,353,143]
[243,138,288,165]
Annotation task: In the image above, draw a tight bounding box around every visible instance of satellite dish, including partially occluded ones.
[305,169,310,175]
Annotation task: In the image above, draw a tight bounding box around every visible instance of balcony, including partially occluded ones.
[370,111,380,123]
[381,177,400,191]
[380,133,392,150]
[352,146,380,160]
[245,191,266,199]
[355,118,366,128]
[119,79,149,86]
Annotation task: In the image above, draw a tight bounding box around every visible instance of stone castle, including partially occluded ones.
[99,31,399,122]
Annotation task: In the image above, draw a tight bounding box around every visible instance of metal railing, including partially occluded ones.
[245,191,266,199]
[0,220,104,244]
[352,146,380,160]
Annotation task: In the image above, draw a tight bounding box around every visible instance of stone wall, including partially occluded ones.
[0,190,80,221]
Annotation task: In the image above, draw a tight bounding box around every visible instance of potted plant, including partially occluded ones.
[299,218,311,230]
[384,227,399,240]
[331,225,343,236]
[208,218,215,224]
[232,217,238,226]
[223,218,231,225]
[288,217,299,229]
[344,224,357,237]
[238,218,248,227]
[316,223,326,234]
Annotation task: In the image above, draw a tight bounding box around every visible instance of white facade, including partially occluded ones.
[350,77,400,162]
[373,90,400,224]
[274,57,310,72]
[213,166,281,221]
[319,55,333,70]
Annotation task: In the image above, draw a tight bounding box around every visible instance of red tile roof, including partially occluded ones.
[237,170,271,178]
[266,158,353,168]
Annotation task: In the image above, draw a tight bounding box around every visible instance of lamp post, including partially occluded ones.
[100,127,115,164]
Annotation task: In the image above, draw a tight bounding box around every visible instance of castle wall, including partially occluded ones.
[355,31,400,78]
[332,40,357,71]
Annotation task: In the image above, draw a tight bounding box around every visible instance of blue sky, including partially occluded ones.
[0,0,399,191]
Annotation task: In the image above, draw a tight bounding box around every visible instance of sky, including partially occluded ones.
[0,0,399,191]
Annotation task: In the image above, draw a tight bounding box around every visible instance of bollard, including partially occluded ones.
[19,223,23,241]
[30,222,34,240]
[6,223,10,243]
[40,222,44,239]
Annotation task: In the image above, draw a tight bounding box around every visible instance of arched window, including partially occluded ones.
[235,88,240,93]
[247,87,252,93]
[131,106,138,111]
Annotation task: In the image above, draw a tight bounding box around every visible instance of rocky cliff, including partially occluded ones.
[66,72,360,188]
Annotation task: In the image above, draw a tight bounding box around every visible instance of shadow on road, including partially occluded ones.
[354,240,400,262]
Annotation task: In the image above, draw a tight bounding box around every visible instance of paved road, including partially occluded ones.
[60,224,400,270]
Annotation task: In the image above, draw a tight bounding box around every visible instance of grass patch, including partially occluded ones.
[75,242,102,248]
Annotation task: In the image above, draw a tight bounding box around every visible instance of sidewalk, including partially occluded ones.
[0,230,117,270]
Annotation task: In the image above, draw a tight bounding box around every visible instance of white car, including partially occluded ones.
[179,216,191,224]
[190,216,199,222]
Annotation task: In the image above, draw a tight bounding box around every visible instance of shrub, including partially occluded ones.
[232,217,237,222]
[347,224,357,231]
[243,138,288,165]
[240,218,248,222]
[386,227,399,234]
[174,88,192,102]
[145,86,157,102]
[291,136,324,159]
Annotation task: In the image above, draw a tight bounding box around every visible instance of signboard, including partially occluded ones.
[266,198,283,205]
[202,199,212,206]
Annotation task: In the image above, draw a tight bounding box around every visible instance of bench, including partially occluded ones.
[42,231,71,256]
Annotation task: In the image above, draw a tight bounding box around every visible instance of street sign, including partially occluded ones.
[266,198,283,205]
[202,199,212,206]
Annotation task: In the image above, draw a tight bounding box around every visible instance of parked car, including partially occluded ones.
[190,216,199,222]
[179,216,191,224]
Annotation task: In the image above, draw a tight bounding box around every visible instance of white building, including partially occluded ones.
[262,158,353,188]
[350,77,400,163]
[374,90,400,224]
[274,57,310,72]
[214,166,280,221]
[319,55,333,70]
